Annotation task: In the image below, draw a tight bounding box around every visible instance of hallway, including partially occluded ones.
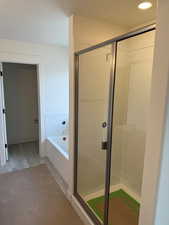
[0,164,84,225]
[0,142,44,174]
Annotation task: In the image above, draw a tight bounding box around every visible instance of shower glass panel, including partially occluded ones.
[76,44,113,223]
[108,30,155,225]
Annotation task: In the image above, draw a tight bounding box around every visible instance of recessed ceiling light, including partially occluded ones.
[138,2,152,10]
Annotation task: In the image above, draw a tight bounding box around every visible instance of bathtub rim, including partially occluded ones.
[47,136,69,159]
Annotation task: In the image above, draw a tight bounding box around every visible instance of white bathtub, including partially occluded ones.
[47,135,69,159]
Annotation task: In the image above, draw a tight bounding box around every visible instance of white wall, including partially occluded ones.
[74,16,127,51]
[155,93,169,225]
[44,46,69,138]
[3,63,38,145]
[139,1,169,225]
[0,38,69,160]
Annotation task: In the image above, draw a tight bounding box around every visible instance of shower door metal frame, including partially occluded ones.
[74,24,156,225]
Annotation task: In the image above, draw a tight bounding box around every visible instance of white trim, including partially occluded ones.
[120,184,141,203]
[68,15,76,195]
[84,183,141,203]
[8,139,39,146]
[0,63,7,165]
[36,63,45,157]
[1,63,8,161]
[85,202,103,224]
[70,195,95,225]
[47,136,69,159]
[84,184,121,202]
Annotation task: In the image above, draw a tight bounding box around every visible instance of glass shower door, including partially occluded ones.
[108,30,155,225]
[75,44,114,224]
[75,26,155,225]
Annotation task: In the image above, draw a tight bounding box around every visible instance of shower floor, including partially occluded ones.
[87,189,140,225]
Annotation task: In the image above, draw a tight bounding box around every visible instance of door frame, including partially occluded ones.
[74,24,156,225]
[0,60,44,166]
[0,63,8,165]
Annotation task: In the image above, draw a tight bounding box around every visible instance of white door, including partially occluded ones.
[0,62,8,166]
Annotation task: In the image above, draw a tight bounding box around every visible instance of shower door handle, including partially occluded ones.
[101,122,108,150]
[101,141,108,150]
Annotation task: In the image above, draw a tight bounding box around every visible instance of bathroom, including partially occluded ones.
[47,5,156,225]
[0,1,160,225]
[0,1,169,225]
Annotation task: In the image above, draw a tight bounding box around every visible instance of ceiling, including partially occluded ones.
[62,0,156,27]
[0,0,156,46]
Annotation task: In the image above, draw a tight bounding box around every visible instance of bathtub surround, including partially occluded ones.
[46,138,70,185]
[47,136,69,159]
[45,113,69,184]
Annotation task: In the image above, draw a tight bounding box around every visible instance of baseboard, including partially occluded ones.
[84,183,141,203]
[44,158,94,225]
[8,138,38,146]
[44,157,69,198]
[70,195,95,225]
[84,184,122,201]
[120,184,141,203]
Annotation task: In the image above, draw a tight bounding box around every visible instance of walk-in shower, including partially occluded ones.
[74,25,156,225]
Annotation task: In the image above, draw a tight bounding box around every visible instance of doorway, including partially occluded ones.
[0,63,42,173]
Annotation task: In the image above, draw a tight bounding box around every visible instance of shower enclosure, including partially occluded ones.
[74,25,156,225]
